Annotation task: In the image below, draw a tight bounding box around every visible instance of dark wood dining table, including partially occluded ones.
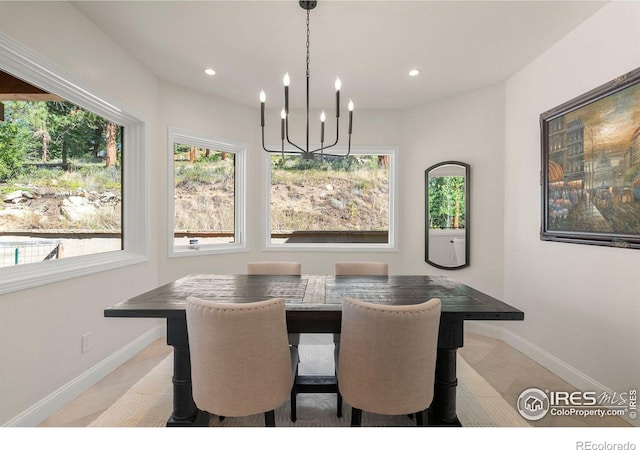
[104,274,524,426]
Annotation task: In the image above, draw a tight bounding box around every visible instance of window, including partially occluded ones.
[0,32,147,294]
[1,79,124,266]
[264,147,397,250]
[168,128,246,256]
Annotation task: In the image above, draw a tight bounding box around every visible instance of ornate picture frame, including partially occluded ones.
[540,67,640,249]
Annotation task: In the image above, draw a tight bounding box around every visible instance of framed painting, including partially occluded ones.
[541,67,640,249]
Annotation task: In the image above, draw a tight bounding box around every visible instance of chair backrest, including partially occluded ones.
[337,297,441,415]
[186,297,293,417]
[335,261,388,276]
[247,262,302,275]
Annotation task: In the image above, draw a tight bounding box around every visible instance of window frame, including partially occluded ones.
[167,128,247,257]
[263,145,399,252]
[0,31,149,295]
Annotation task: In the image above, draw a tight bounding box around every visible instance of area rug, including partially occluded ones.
[89,345,529,427]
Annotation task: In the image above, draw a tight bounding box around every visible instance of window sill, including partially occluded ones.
[169,244,248,258]
[263,242,397,252]
[0,251,148,295]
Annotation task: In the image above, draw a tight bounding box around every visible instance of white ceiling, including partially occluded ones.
[74,1,606,111]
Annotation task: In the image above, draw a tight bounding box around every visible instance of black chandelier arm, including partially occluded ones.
[261,129,278,153]
[310,117,340,154]
[262,127,292,154]
[284,116,306,153]
[313,136,351,158]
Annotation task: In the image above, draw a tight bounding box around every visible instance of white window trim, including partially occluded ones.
[0,32,149,295]
[263,145,399,252]
[167,128,247,257]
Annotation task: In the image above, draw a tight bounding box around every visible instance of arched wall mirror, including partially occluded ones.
[425,161,470,270]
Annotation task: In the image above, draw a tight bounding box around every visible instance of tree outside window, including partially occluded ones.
[428,176,466,230]
[0,92,123,267]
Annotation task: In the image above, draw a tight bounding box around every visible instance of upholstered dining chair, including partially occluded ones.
[334,261,389,276]
[247,262,302,348]
[333,261,389,417]
[186,296,299,426]
[337,297,441,426]
[247,261,302,276]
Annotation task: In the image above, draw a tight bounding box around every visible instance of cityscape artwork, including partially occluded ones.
[540,67,640,248]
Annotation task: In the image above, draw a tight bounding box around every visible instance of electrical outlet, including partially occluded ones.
[81,332,93,353]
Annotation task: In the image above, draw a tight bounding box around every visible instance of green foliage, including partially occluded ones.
[173,145,228,164]
[0,121,28,181]
[3,100,121,165]
[10,163,122,192]
[20,166,64,186]
[174,159,234,188]
[271,154,378,172]
[428,176,466,229]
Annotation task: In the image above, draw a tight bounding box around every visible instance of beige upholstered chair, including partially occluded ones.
[247,261,302,276]
[186,297,299,426]
[247,262,302,347]
[333,261,388,416]
[335,261,389,276]
[337,297,441,426]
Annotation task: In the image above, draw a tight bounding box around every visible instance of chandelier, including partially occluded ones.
[260,0,353,161]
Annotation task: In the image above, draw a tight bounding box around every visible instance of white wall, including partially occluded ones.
[403,84,506,298]
[503,0,640,405]
[0,2,162,426]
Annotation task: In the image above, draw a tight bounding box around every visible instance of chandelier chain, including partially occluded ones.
[306,8,310,79]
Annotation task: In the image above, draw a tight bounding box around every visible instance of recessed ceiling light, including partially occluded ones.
[204,68,216,76]
[409,69,420,77]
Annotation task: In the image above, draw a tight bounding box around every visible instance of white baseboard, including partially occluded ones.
[3,324,165,427]
[465,321,638,427]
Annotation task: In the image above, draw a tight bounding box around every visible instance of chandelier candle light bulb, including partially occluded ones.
[320,110,326,143]
[335,77,341,117]
[348,100,354,134]
[259,90,266,127]
[283,72,290,114]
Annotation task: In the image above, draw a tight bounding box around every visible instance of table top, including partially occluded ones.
[104,274,524,321]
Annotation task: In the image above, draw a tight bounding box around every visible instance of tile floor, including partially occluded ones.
[39,331,631,427]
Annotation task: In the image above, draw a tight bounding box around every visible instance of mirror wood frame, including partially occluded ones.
[425,161,470,270]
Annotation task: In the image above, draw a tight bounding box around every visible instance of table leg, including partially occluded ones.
[428,317,463,426]
[165,317,209,427]
[428,348,462,426]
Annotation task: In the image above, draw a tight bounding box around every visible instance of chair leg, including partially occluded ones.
[333,338,342,418]
[290,391,297,422]
[351,407,362,427]
[291,366,298,422]
[335,364,342,417]
[290,390,297,422]
[265,410,276,427]
[416,410,424,427]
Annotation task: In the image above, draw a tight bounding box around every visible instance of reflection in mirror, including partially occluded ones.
[425,161,469,270]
